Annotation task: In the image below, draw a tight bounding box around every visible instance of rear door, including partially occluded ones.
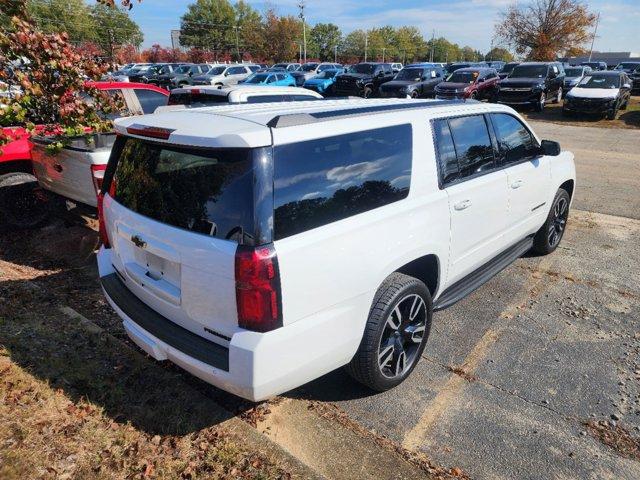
[432,115,509,285]
[103,137,260,340]
[489,113,551,242]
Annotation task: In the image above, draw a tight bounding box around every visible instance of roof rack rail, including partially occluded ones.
[266,99,472,128]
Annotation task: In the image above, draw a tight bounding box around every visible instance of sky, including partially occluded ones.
[120,0,640,54]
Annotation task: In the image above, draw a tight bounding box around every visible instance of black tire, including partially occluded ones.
[606,107,618,120]
[531,188,570,255]
[345,272,433,392]
[410,90,419,98]
[470,91,478,100]
[535,92,546,112]
[0,172,50,230]
[363,86,373,98]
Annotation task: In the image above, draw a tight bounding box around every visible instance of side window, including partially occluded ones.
[273,124,413,239]
[447,115,495,178]
[134,89,168,114]
[229,66,246,75]
[433,119,459,185]
[490,113,537,164]
[266,75,275,84]
[276,73,285,81]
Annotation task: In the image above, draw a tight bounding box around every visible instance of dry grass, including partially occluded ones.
[584,420,640,462]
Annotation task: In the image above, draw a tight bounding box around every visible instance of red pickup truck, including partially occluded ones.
[0,81,168,229]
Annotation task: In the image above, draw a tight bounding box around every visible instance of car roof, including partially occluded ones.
[587,70,623,76]
[114,98,516,149]
[453,67,495,73]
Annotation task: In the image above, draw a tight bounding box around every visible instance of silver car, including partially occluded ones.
[563,65,591,96]
[191,64,258,87]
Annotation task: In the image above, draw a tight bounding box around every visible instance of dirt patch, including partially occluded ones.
[584,420,640,462]
[446,366,477,382]
[520,96,640,130]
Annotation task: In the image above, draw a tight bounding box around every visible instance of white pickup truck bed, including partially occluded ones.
[31,133,116,208]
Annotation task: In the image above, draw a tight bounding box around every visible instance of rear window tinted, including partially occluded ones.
[273,124,412,239]
[110,137,254,242]
[168,92,228,106]
[135,89,168,114]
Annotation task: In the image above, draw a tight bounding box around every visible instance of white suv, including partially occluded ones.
[191,64,258,87]
[97,98,576,401]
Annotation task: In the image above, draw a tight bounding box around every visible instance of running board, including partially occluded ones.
[433,236,534,311]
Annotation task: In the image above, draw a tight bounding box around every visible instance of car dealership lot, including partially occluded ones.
[1,119,639,479]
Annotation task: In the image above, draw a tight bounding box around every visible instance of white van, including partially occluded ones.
[97,98,576,401]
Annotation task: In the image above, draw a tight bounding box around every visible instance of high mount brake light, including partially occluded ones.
[235,244,282,332]
[126,124,175,140]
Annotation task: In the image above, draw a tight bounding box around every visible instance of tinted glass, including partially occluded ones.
[433,119,459,185]
[577,74,620,89]
[396,68,423,81]
[167,92,228,106]
[446,70,478,83]
[491,114,536,164]
[273,124,412,239]
[207,66,226,75]
[565,67,584,77]
[447,115,494,178]
[228,66,246,74]
[352,64,376,74]
[111,137,254,242]
[134,89,168,114]
[245,73,268,84]
[510,65,548,78]
[247,95,289,103]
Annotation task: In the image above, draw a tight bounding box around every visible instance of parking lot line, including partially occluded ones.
[402,256,555,450]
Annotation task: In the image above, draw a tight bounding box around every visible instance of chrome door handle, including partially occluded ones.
[454,199,472,211]
[511,180,524,189]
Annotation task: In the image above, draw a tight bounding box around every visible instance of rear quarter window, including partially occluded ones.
[273,124,412,239]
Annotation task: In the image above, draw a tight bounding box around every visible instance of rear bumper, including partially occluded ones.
[97,247,363,401]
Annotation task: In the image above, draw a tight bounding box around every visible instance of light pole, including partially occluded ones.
[382,47,386,63]
[298,2,307,63]
[334,45,338,63]
[364,33,368,62]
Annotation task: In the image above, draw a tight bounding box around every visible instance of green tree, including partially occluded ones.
[309,23,341,61]
[394,26,425,64]
[27,0,96,44]
[484,47,514,62]
[180,0,236,58]
[89,3,143,55]
[426,37,461,63]
[341,29,367,61]
[258,9,301,63]
[367,26,397,61]
[234,0,262,60]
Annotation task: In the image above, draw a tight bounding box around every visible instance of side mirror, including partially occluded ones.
[541,139,561,156]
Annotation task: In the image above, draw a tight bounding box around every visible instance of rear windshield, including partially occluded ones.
[577,75,620,89]
[168,91,228,106]
[510,65,548,78]
[109,137,255,242]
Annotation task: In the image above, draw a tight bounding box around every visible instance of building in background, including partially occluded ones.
[171,30,182,50]
[559,51,640,68]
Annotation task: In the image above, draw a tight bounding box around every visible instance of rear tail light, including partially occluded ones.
[96,192,110,248]
[235,244,282,332]
[90,164,106,197]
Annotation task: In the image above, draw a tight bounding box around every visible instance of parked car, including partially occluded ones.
[630,66,640,93]
[445,62,481,74]
[334,62,396,97]
[302,68,344,95]
[271,62,301,72]
[614,62,640,74]
[483,60,506,71]
[190,64,257,88]
[240,72,296,87]
[496,62,565,111]
[379,65,445,98]
[129,63,187,85]
[434,67,500,100]
[562,65,591,96]
[97,98,575,401]
[580,61,608,71]
[290,63,343,86]
[105,63,153,82]
[161,85,322,110]
[563,71,632,119]
[157,64,210,90]
[0,82,168,228]
[498,62,520,80]
[390,63,403,73]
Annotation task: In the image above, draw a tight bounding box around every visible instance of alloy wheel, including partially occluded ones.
[378,294,427,379]
[548,196,568,248]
